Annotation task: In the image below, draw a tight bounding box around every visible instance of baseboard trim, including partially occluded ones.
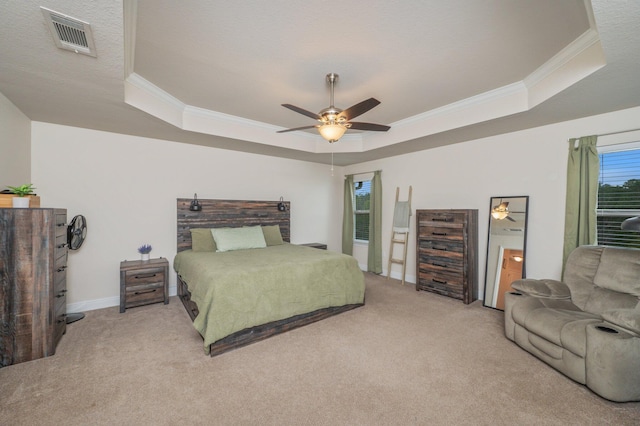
[358,263,416,284]
[66,285,178,313]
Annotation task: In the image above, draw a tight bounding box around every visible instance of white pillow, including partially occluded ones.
[210,226,267,252]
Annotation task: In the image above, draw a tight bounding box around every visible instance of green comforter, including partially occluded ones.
[173,244,365,353]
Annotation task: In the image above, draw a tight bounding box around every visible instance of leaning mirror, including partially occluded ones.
[483,196,529,310]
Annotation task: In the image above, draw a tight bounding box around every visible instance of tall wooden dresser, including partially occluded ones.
[0,208,68,366]
[415,209,478,304]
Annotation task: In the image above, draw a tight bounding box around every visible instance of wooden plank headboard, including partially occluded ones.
[176,198,290,252]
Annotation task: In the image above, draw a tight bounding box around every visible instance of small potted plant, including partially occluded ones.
[6,184,36,208]
[138,244,152,261]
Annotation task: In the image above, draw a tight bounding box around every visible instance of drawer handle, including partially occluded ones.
[57,266,67,272]
[57,314,67,324]
[432,278,448,284]
[56,223,67,227]
[432,246,447,251]
[134,289,157,295]
[432,262,447,268]
[57,243,68,249]
[432,232,448,236]
[432,217,452,222]
[56,292,66,298]
[134,273,157,279]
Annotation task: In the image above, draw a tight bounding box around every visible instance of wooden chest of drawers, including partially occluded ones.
[120,258,169,312]
[416,209,478,304]
[0,208,68,366]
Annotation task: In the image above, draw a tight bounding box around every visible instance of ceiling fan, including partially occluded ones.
[491,201,516,222]
[277,73,390,143]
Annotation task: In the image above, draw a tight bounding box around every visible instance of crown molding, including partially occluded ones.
[122,1,607,155]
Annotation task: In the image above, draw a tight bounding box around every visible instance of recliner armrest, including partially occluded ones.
[602,309,640,335]
[511,278,571,299]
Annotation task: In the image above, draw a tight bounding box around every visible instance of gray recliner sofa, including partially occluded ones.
[504,245,640,402]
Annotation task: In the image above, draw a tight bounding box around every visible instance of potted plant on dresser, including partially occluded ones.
[3,184,38,208]
[138,244,152,261]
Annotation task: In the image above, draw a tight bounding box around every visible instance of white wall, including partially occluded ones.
[0,91,31,186]
[345,106,640,299]
[29,105,640,311]
[31,123,344,312]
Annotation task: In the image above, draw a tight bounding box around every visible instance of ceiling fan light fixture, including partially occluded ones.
[318,123,347,143]
[491,209,509,220]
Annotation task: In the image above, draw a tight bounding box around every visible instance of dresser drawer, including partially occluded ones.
[418,251,464,272]
[53,281,67,309]
[418,225,464,242]
[54,216,67,237]
[124,267,165,287]
[418,238,464,254]
[418,270,464,297]
[54,266,66,293]
[418,211,467,225]
[53,302,66,349]
[55,247,68,270]
[55,233,68,250]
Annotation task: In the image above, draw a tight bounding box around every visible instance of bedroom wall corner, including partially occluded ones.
[0,91,31,186]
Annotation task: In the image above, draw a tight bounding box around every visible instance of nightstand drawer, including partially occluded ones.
[125,282,164,307]
[124,268,165,287]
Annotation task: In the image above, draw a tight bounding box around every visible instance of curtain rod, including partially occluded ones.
[571,127,640,140]
[348,169,382,177]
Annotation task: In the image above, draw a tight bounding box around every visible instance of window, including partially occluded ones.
[596,146,640,248]
[354,180,371,241]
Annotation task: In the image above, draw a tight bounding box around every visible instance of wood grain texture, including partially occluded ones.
[415,209,478,304]
[0,208,67,367]
[176,198,290,252]
[0,194,40,208]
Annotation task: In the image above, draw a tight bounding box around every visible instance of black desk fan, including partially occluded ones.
[65,215,87,324]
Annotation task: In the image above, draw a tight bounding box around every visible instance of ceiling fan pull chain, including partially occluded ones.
[331,151,334,176]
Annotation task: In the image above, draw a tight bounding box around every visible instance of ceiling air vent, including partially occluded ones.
[41,7,97,57]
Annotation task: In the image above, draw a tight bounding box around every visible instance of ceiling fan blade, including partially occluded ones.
[276,125,319,134]
[506,216,516,222]
[339,98,381,121]
[281,104,321,120]
[348,122,390,132]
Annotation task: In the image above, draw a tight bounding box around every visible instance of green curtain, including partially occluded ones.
[342,175,354,255]
[367,171,383,273]
[562,135,599,272]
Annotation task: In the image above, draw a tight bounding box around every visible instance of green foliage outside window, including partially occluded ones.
[597,149,640,249]
[354,181,371,241]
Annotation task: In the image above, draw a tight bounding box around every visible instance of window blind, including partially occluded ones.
[597,148,640,248]
[354,180,371,241]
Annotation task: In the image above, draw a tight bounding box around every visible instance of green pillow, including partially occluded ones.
[262,225,284,246]
[211,226,267,252]
[190,228,216,252]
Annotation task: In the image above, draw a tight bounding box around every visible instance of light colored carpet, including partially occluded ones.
[1,273,639,425]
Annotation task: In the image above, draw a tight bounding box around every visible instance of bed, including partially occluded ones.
[175,198,365,356]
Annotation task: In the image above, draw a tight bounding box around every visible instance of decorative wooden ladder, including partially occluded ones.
[387,186,412,285]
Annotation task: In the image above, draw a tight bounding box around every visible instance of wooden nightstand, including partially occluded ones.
[120,257,169,313]
[299,243,327,250]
